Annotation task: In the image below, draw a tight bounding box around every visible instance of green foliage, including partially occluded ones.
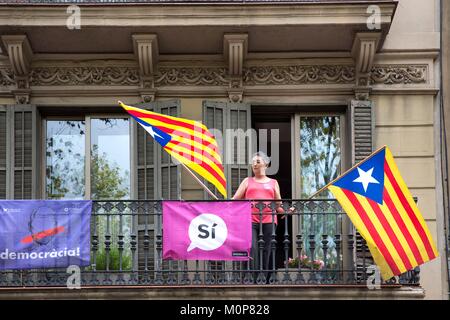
[91,145,129,200]
[94,247,132,271]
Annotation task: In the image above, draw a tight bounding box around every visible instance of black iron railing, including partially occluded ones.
[0,199,420,287]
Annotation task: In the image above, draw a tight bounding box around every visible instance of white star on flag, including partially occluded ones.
[353,167,379,192]
[145,125,163,140]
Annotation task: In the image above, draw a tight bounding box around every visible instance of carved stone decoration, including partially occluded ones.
[370,65,427,84]
[2,35,33,102]
[155,67,229,86]
[15,93,29,104]
[351,32,381,100]
[228,90,243,103]
[0,68,15,86]
[224,34,248,76]
[243,65,355,85]
[1,35,32,78]
[140,90,156,103]
[224,34,247,102]
[29,67,140,86]
[132,34,159,101]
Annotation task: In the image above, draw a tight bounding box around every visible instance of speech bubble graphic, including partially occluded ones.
[187,213,228,252]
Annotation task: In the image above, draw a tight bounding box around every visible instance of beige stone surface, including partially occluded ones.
[392,157,436,188]
[375,126,434,157]
[409,188,437,221]
[418,220,445,300]
[373,95,434,126]
[0,98,14,104]
[383,0,439,51]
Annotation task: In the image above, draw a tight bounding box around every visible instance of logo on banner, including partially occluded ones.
[187,213,228,252]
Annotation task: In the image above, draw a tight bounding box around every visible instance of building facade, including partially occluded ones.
[0,0,447,299]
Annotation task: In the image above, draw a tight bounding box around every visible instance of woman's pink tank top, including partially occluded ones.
[244,177,278,224]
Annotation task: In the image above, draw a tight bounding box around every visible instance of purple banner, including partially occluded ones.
[0,200,91,270]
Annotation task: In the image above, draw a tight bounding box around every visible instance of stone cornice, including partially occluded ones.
[0,4,396,27]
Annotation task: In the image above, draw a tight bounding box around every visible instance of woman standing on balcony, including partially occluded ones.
[232,151,289,280]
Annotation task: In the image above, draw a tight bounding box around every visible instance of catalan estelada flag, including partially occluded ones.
[120,101,227,198]
[328,146,438,280]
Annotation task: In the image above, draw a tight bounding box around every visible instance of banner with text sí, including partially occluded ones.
[163,201,251,261]
[0,200,91,270]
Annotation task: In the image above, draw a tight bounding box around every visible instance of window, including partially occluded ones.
[46,120,86,200]
[45,117,131,200]
[299,116,341,199]
[45,116,133,271]
[294,113,345,270]
[89,117,131,200]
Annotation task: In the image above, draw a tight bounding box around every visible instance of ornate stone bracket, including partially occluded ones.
[224,34,247,103]
[1,35,33,104]
[351,32,381,100]
[132,34,159,102]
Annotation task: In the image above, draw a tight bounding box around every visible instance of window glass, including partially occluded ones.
[90,118,132,271]
[300,116,341,199]
[46,120,85,200]
[90,118,131,200]
[300,116,341,269]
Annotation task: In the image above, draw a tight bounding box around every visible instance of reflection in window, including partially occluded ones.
[300,116,341,270]
[90,118,131,200]
[46,121,85,200]
[90,118,132,271]
[300,116,341,199]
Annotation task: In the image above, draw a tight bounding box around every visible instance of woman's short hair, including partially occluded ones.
[252,151,271,166]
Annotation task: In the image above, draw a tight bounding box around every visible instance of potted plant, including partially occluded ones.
[278,254,325,282]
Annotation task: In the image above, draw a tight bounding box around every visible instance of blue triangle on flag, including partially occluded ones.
[131,115,172,147]
[332,148,386,204]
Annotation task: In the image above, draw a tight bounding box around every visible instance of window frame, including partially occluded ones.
[41,114,134,200]
[291,111,347,199]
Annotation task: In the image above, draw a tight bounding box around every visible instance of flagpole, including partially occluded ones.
[308,145,387,199]
[180,162,220,200]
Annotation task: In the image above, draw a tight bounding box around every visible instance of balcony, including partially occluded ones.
[0,199,424,299]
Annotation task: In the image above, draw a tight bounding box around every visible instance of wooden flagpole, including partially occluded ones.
[180,162,220,200]
[308,145,387,199]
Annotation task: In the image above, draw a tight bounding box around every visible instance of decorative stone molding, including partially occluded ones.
[351,32,381,100]
[1,35,33,103]
[2,35,32,77]
[224,34,247,103]
[154,67,228,86]
[0,68,14,86]
[370,65,427,85]
[243,65,355,85]
[1,62,430,96]
[29,67,140,86]
[132,34,159,101]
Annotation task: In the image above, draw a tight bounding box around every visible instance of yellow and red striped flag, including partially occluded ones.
[120,102,227,198]
[328,146,438,280]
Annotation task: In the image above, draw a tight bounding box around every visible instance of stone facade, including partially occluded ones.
[0,0,447,299]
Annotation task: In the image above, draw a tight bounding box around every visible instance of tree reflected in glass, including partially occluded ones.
[300,116,341,272]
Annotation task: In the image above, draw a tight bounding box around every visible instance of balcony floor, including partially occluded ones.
[0,285,425,300]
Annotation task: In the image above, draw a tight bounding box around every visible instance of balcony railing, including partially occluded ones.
[0,200,420,287]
